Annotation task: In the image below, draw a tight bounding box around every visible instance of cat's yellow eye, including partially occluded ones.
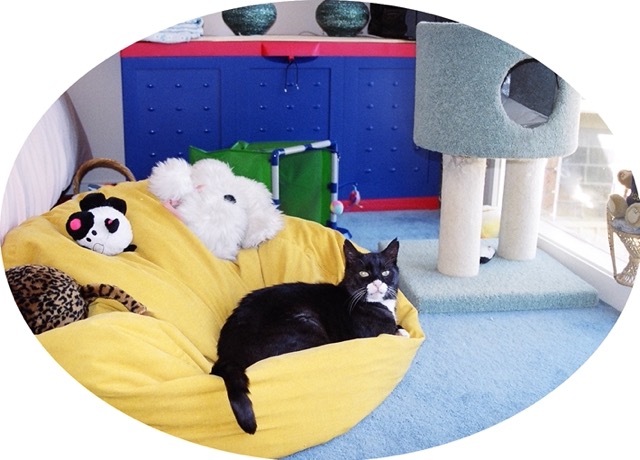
[359,271,369,278]
[381,270,390,277]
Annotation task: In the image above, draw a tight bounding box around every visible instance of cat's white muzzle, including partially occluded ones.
[367,279,388,302]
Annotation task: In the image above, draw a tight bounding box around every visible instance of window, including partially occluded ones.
[485,100,633,310]
[538,100,633,310]
[540,100,621,255]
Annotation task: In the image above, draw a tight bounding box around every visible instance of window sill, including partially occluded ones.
[537,221,632,311]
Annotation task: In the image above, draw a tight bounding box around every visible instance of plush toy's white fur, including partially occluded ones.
[148,158,284,260]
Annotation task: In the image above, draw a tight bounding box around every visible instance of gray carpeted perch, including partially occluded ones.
[414,23,581,159]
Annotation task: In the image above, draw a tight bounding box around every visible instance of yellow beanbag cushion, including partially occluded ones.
[2,181,424,458]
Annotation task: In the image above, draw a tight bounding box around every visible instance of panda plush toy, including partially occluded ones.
[66,192,136,256]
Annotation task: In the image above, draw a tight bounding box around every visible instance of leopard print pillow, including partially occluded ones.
[5,264,146,334]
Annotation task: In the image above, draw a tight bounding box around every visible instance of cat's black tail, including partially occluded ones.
[211,361,257,434]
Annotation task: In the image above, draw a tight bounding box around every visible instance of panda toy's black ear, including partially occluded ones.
[104,196,128,215]
[79,192,107,211]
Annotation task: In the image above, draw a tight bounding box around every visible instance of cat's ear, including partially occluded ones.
[382,238,400,262]
[343,239,361,265]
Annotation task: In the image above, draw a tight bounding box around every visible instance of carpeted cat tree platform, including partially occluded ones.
[406,22,595,311]
[380,238,599,313]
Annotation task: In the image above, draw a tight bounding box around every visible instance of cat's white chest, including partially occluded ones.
[381,298,397,320]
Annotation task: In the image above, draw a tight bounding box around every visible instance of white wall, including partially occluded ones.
[66,1,355,185]
[204,0,329,36]
[67,54,124,186]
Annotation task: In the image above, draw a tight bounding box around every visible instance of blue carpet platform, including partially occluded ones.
[383,238,599,313]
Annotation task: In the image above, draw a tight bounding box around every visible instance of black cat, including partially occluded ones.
[211,238,406,434]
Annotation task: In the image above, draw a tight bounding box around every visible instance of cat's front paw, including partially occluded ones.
[396,327,410,338]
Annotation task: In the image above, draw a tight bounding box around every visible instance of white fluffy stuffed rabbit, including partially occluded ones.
[148,157,283,261]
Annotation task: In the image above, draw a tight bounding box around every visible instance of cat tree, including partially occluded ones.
[414,22,581,277]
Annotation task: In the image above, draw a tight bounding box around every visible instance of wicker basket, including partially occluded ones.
[72,158,136,195]
[607,209,640,287]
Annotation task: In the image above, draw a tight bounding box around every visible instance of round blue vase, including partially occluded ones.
[315,1,370,37]
[222,4,277,36]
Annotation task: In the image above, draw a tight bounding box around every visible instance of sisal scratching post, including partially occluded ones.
[498,159,547,260]
[438,155,486,277]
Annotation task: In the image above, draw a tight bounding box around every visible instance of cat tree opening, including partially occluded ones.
[501,58,559,128]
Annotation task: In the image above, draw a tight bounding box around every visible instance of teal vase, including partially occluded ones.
[222,3,277,36]
[315,1,370,37]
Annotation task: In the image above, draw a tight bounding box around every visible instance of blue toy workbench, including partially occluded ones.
[120,37,441,209]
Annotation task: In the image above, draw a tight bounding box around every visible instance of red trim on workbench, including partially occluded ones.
[120,40,416,58]
[341,197,440,213]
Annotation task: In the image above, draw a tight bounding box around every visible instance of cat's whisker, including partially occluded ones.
[347,291,362,314]
[347,289,367,315]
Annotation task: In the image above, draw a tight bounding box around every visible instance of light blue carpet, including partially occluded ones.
[339,209,441,250]
[285,302,619,460]
[340,209,598,313]
[281,210,619,460]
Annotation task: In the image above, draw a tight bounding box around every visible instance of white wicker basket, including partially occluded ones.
[607,210,640,287]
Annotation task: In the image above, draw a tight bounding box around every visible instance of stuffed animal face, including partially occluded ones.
[66,192,136,256]
[177,186,250,260]
[617,170,633,189]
